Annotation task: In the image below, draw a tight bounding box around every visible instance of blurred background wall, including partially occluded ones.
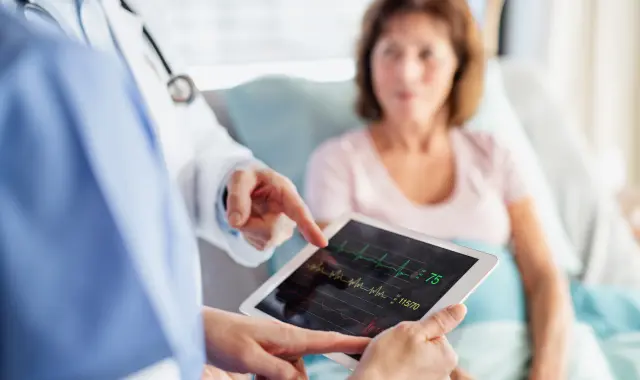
[503,0,640,189]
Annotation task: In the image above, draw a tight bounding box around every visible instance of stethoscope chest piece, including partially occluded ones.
[167,74,197,105]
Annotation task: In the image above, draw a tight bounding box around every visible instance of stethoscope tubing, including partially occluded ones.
[16,0,197,105]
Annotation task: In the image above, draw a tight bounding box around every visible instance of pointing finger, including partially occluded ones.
[278,184,327,247]
[253,170,327,247]
[266,325,371,356]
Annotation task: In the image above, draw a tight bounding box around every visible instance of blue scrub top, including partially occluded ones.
[0,9,204,379]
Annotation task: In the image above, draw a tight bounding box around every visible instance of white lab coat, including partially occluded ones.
[96,0,273,268]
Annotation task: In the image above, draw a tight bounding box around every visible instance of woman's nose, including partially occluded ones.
[395,56,424,84]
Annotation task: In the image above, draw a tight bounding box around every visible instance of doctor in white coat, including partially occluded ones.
[95,0,324,265]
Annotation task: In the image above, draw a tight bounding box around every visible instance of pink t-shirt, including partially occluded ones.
[304,128,529,247]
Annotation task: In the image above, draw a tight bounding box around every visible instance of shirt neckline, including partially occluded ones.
[360,127,465,212]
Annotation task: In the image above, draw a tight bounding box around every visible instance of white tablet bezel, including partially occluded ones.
[239,212,499,371]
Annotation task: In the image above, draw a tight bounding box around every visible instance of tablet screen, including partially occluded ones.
[256,220,478,359]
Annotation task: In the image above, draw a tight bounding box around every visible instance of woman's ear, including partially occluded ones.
[483,0,505,57]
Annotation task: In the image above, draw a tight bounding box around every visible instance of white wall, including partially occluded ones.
[590,1,640,183]
[504,0,640,186]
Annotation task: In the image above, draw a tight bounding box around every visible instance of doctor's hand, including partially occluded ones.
[225,166,327,250]
[203,307,370,380]
[349,305,467,380]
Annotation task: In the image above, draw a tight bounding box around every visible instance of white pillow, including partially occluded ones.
[466,59,583,275]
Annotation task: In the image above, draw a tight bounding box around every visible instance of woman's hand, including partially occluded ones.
[225,165,327,250]
[202,307,369,380]
[349,305,467,380]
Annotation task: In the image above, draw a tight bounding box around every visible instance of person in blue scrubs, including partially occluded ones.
[0,8,467,380]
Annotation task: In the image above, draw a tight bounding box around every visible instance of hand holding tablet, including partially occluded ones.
[350,303,467,380]
[202,307,369,379]
[241,213,498,370]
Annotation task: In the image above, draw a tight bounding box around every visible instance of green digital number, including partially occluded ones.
[426,273,443,285]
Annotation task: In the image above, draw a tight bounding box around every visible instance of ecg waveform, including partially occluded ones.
[330,241,420,279]
[305,262,422,312]
[329,241,444,285]
[317,300,363,325]
[305,262,388,298]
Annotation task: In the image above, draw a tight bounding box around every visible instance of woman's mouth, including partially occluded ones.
[396,91,416,101]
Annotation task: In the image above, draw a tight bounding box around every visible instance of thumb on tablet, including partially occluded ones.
[420,304,467,340]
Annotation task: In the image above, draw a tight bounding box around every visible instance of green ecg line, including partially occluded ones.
[332,241,418,279]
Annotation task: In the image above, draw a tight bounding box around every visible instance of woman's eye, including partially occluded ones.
[382,46,400,58]
[419,48,434,60]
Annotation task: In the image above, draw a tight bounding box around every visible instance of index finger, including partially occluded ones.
[419,304,467,340]
[272,327,371,356]
[275,178,327,248]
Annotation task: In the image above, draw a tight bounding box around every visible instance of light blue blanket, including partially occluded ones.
[269,240,640,380]
[449,241,640,380]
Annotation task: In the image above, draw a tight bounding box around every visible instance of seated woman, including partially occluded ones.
[304,0,573,378]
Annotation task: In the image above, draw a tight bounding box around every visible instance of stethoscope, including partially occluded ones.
[15,0,197,105]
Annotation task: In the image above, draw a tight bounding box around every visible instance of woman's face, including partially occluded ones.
[371,12,458,126]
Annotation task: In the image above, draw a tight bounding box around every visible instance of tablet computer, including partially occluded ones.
[240,212,498,370]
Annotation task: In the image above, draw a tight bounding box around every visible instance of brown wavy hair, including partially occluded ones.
[355,0,485,127]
